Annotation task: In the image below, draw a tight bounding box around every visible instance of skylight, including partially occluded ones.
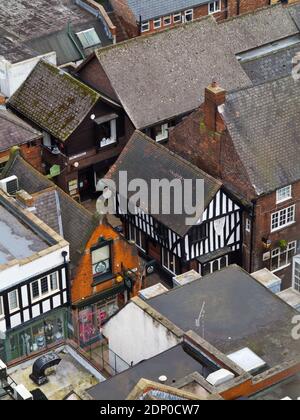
[76,28,101,49]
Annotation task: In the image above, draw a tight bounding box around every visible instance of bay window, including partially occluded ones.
[271,241,297,272]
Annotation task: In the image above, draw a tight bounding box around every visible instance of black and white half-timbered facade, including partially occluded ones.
[0,186,70,363]
[105,132,243,280]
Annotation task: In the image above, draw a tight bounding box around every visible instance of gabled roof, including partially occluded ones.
[219,5,299,55]
[95,16,251,129]
[93,5,298,129]
[8,60,100,142]
[0,109,41,152]
[126,0,210,21]
[2,153,98,272]
[221,76,300,195]
[106,131,222,236]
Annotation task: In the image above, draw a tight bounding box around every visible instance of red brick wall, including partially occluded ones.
[227,0,270,17]
[0,140,43,174]
[72,222,142,304]
[109,0,139,38]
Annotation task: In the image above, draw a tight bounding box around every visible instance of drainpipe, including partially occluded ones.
[249,199,257,273]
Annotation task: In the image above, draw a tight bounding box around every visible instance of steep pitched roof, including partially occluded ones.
[95,16,251,129]
[221,76,300,195]
[8,60,100,142]
[2,153,98,271]
[126,0,210,21]
[106,131,222,236]
[0,109,41,152]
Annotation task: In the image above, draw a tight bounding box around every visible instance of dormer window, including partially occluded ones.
[276,185,292,204]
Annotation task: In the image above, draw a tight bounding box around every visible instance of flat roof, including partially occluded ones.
[88,344,214,400]
[0,203,49,265]
[147,266,300,368]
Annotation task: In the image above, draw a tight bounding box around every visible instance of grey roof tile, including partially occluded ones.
[8,60,100,142]
[222,76,300,195]
[96,16,251,129]
[106,131,222,236]
[0,109,41,152]
[126,0,211,21]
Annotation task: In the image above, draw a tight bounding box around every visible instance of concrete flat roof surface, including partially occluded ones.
[147,266,300,369]
[0,204,49,264]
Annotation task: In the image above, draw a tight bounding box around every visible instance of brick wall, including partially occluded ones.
[227,0,270,17]
[0,140,43,174]
[71,222,142,304]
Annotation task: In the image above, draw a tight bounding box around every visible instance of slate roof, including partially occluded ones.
[219,5,299,55]
[95,16,251,129]
[241,43,300,86]
[106,131,222,236]
[221,76,300,195]
[126,0,210,21]
[147,265,300,368]
[288,3,300,30]
[8,60,100,142]
[0,109,41,152]
[2,154,98,272]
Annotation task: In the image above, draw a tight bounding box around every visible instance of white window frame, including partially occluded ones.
[293,255,300,293]
[208,1,221,14]
[129,225,145,252]
[163,15,172,26]
[162,248,177,275]
[100,119,117,148]
[153,18,162,29]
[141,21,150,32]
[8,290,19,314]
[271,205,295,232]
[276,185,292,204]
[173,13,182,24]
[271,241,297,273]
[92,245,111,277]
[155,123,169,142]
[31,272,60,303]
[0,296,4,320]
[184,9,194,22]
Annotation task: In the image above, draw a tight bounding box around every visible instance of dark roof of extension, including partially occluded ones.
[94,5,298,129]
[0,0,112,64]
[147,265,300,368]
[0,109,41,152]
[24,20,111,67]
[126,0,211,21]
[106,131,222,236]
[221,76,300,195]
[8,60,100,142]
[95,16,251,129]
[88,344,209,400]
[2,153,98,272]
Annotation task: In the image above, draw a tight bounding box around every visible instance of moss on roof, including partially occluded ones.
[8,60,100,142]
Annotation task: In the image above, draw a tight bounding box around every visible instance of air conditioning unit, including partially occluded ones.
[13,384,33,401]
[0,175,19,196]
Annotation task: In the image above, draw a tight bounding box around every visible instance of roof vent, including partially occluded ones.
[206,369,235,387]
[158,375,168,383]
[0,175,19,196]
[227,348,267,374]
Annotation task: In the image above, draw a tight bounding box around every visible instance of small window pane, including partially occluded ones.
[8,291,18,312]
[41,277,49,295]
[50,273,58,291]
[31,281,40,299]
[76,29,101,49]
[0,297,3,317]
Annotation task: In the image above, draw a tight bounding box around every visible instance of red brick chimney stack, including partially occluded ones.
[204,81,226,133]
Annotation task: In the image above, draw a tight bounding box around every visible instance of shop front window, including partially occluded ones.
[78,298,119,346]
[5,310,66,364]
